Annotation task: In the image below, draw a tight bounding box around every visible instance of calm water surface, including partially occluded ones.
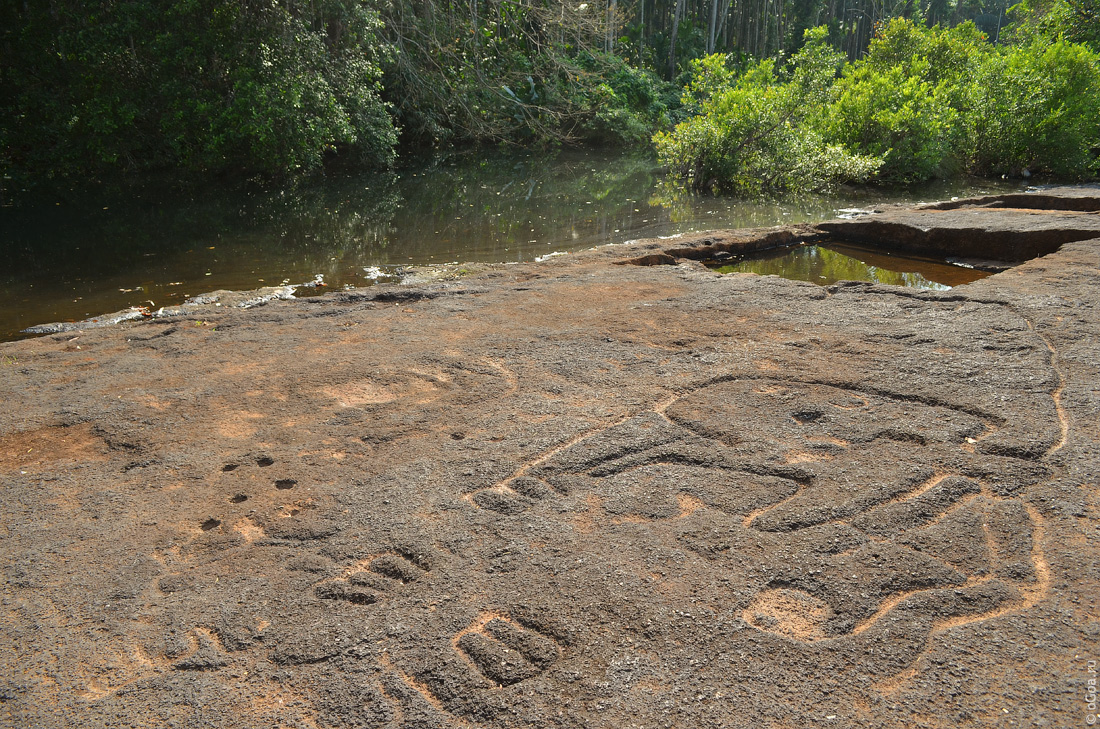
[1,149,1026,340]
[712,241,994,289]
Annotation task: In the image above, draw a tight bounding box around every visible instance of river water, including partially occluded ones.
[0,149,1027,341]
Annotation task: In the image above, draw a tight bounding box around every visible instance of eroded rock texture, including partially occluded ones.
[2,189,1098,728]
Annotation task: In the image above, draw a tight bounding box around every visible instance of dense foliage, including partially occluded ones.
[657,18,1100,193]
[1007,0,1100,51]
[1,0,1097,187]
[1,0,396,179]
[380,2,680,147]
[653,29,880,193]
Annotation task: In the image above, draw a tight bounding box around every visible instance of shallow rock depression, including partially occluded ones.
[1,188,1098,728]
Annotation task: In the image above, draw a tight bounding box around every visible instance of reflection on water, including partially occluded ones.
[712,242,993,289]
[0,148,1026,340]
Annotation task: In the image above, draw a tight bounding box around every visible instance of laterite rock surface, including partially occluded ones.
[2,190,1098,728]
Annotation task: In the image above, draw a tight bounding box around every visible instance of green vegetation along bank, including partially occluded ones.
[656,18,1100,194]
[1,0,1097,189]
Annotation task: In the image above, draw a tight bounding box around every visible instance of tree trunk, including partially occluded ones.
[707,0,718,53]
[776,0,782,57]
[669,0,684,78]
[607,0,617,52]
[716,0,732,52]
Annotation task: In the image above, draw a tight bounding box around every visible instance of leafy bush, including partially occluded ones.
[821,19,990,182]
[569,52,682,144]
[658,17,1099,194]
[654,29,881,194]
[824,59,961,183]
[967,39,1100,177]
[1007,0,1100,52]
[855,17,989,87]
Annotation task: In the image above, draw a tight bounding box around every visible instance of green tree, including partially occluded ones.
[655,17,1099,194]
[654,27,881,194]
[1007,0,1100,51]
[378,1,679,148]
[822,20,991,182]
[967,39,1100,176]
[1,0,396,180]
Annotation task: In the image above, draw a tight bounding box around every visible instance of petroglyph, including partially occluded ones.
[2,191,1091,728]
[461,375,1052,660]
[315,552,431,605]
[454,613,563,687]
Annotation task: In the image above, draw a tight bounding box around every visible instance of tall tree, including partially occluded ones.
[669,0,686,76]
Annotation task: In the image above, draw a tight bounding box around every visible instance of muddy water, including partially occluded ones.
[0,149,1025,340]
[711,241,994,289]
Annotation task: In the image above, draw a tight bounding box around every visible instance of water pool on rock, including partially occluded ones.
[708,241,994,289]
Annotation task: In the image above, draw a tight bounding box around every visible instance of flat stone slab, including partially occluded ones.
[1,190,1098,728]
[818,205,1100,261]
[926,184,1100,211]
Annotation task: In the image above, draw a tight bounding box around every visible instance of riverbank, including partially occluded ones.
[2,188,1098,728]
[0,148,1031,343]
